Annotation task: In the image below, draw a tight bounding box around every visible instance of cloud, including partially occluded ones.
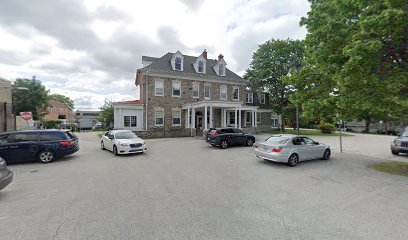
[179,0,204,10]
[94,5,129,21]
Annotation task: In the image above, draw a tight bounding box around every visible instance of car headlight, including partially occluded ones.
[142,141,146,145]
[393,140,400,146]
[119,143,128,147]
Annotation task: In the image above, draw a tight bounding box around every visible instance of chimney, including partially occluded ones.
[218,54,224,61]
[202,49,207,60]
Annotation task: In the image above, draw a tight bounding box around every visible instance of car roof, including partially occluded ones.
[0,129,68,134]
[269,134,309,138]
[110,130,133,133]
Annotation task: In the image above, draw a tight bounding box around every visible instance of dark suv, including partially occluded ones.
[0,130,79,163]
[206,128,256,149]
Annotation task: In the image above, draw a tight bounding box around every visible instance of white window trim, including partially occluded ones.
[246,93,253,103]
[233,86,239,101]
[220,85,227,100]
[172,80,181,97]
[198,61,205,73]
[204,84,211,100]
[260,93,266,104]
[256,112,261,123]
[172,108,181,126]
[192,82,199,98]
[124,116,137,127]
[155,80,164,96]
[155,108,164,127]
[175,57,182,71]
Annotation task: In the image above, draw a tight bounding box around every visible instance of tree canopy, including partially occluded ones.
[49,94,75,110]
[286,0,408,132]
[99,99,114,128]
[12,77,49,120]
[244,39,304,131]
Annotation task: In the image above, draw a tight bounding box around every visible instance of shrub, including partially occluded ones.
[319,123,336,134]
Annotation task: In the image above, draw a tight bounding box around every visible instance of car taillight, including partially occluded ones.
[212,130,219,137]
[255,145,259,148]
[59,141,74,146]
[272,147,283,152]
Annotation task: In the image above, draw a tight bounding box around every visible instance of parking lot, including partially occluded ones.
[1,132,408,240]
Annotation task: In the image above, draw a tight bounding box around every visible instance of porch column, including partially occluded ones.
[204,105,208,129]
[222,109,226,127]
[255,109,258,127]
[192,107,196,128]
[209,105,213,128]
[187,108,190,128]
[234,107,238,128]
[252,110,255,127]
[238,108,241,128]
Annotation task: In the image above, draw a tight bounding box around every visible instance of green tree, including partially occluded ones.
[99,99,114,128]
[244,39,304,131]
[12,76,49,120]
[49,94,75,110]
[287,0,408,132]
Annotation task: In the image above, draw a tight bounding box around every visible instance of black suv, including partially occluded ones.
[206,128,256,149]
[0,130,79,163]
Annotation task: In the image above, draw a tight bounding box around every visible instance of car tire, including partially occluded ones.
[287,154,299,167]
[391,150,399,156]
[113,145,119,156]
[220,140,229,149]
[37,150,55,163]
[322,149,331,160]
[101,141,105,150]
[246,138,254,147]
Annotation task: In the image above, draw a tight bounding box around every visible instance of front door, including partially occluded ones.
[196,116,203,130]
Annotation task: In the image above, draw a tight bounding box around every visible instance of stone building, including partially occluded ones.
[115,50,279,137]
[0,78,14,132]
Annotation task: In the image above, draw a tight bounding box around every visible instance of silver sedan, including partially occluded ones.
[254,134,331,167]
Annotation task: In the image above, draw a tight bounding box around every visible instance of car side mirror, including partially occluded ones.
[315,142,319,145]
[109,136,114,140]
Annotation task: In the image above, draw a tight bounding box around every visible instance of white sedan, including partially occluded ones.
[254,134,331,167]
[101,130,147,155]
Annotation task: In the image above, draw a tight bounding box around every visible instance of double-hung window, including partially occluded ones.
[204,84,211,100]
[172,109,181,126]
[192,82,199,98]
[233,87,239,101]
[155,80,164,96]
[198,61,204,73]
[155,108,164,126]
[172,81,181,97]
[175,57,182,70]
[260,93,266,104]
[256,112,261,123]
[219,64,225,76]
[124,116,137,127]
[220,85,227,100]
[246,93,253,103]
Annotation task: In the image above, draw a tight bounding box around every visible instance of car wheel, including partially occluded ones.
[101,141,105,150]
[220,140,229,149]
[322,149,331,160]
[38,150,55,163]
[113,145,119,156]
[246,138,254,147]
[287,154,299,167]
[391,150,399,156]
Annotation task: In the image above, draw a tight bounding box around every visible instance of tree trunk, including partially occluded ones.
[280,112,285,132]
[364,117,371,133]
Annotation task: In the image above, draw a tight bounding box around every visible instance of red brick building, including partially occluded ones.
[43,100,73,123]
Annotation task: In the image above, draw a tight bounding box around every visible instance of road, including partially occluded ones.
[1,132,407,240]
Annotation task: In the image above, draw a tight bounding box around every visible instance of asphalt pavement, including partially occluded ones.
[1,132,408,240]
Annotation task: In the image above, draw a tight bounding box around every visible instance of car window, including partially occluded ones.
[39,132,65,141]
[265,137,289,145]
[12,133,38,143]
[233,129,244,134]
[402,128,408,137]
[292,137,305,145]
[0,134,11,144]
[303,137,315,145]
[65,131,77,140]
[114,131,137,139]
[224,129,234,134]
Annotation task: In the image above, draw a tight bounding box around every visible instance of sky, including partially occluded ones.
[0,0,309,110]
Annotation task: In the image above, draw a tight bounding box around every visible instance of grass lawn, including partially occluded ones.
[260,129,353,137]
[368,161,408,177]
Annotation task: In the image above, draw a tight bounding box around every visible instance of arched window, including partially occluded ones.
[219,64,225,76]
[175,57,182,70]
[198,61,204,73]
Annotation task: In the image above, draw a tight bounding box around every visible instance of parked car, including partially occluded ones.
[0,156,13,191]
[254,134,331,167]
[391,126,408,155]
[92,122,104,130]
[206,128,256,149]
[101,130,147,155]
[0,130,79,163]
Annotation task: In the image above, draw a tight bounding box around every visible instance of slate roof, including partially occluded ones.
[140,52,244,82]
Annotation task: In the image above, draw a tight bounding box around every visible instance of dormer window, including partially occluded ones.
[175,57,182,71]
[198,61,204,73]
[219,64,225,76]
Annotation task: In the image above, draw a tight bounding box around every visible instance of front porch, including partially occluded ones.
[182,101,259,130]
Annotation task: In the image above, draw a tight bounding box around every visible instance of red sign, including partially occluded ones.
[20,112,32,121]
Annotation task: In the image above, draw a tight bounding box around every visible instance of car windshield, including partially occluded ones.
[402,129,408,137]
[265,136,289,145]
[115,131,138,139]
